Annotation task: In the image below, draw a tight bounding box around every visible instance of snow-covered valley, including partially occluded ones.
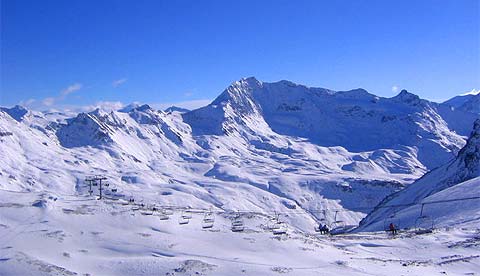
[0,78,479,275]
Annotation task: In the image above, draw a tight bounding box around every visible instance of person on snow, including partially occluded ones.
[389,222,397,235]
[321,224,329,235]
[318,223,324,234]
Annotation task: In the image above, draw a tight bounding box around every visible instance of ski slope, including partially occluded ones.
[1,78,479,275]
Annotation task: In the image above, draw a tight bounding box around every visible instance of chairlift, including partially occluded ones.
[231,215,245,232]
[141,204,155,216]
[268,218,281,230]
[141,210,154,216]
[415,204,434,234]
[329,211,345,231]
[415,215,434,234]
[272,222,287,235]
[123,197,134,205]
[202,211,215,229]
[111,188,117,193]
[163,207,174,216]
[179,210,192,225]
[158,209,170,220]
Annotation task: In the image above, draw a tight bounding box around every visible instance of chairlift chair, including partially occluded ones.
[140,204,155,216]
[141,210,154,216]
[415,215,434,234]
[231,216,245,232]
[158,208,170,220]
[202,212,215,229]
[163,208,174,216]
[179,210,192,225]
[329,211,346,232]
[272,222,287,235]
[415,204,434,234]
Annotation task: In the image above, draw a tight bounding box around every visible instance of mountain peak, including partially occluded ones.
[231,77,263,90]
[392,89,422,104]
[118,102,141,113]
[0,105,29,122]
[133,104,152,112]
[165,106,190,113]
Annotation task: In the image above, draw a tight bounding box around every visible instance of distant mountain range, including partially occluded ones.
[443,89,480,114]
[1,77,478,229]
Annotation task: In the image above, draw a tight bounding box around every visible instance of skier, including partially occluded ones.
[321,224,329,235]
[389,222,397,235]
[317,223,324,234]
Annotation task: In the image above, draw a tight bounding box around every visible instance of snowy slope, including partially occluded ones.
[443,90,480,114]
[0,105,421,230]
[1,77,478,230]
[184,77,474,169]
[358,119,480,231]
[165,106,191,113]
[1,79,480,275]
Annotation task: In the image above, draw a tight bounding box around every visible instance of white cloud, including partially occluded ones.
[42,97,56,106]
[391,86,399,93]
[61,83,82,96]
[33,83,84,109]
[87,101,124,111]
[19,98,36,106]
[17,95,212,113]
[112,78,127,88]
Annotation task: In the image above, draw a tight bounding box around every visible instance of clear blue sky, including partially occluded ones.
[1,0,479,110]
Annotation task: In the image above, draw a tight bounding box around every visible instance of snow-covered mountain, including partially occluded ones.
[185,77,476,169]
[1,78,480,275]
[1,77,478,230]
[442,90,480,114]
[165,106,191,113]
[358,119,480,231]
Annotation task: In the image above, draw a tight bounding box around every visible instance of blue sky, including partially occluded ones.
[1,0,479,111]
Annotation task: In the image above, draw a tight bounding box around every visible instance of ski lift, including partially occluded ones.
[272,222,287,235]
[158,208,170,220]
[269,213,287,235]
[111,188,117,193]
[179,210,192,225]
[329,211,345,231]
[124,197,135,205]
[141,204,155,216]
[202,211,215,229]
[141,209,154,216]
[163,207,174,216]
[415,204,434,234]
[231,214,245,232]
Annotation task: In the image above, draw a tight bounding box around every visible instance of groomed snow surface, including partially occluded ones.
[0,189,479,276]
